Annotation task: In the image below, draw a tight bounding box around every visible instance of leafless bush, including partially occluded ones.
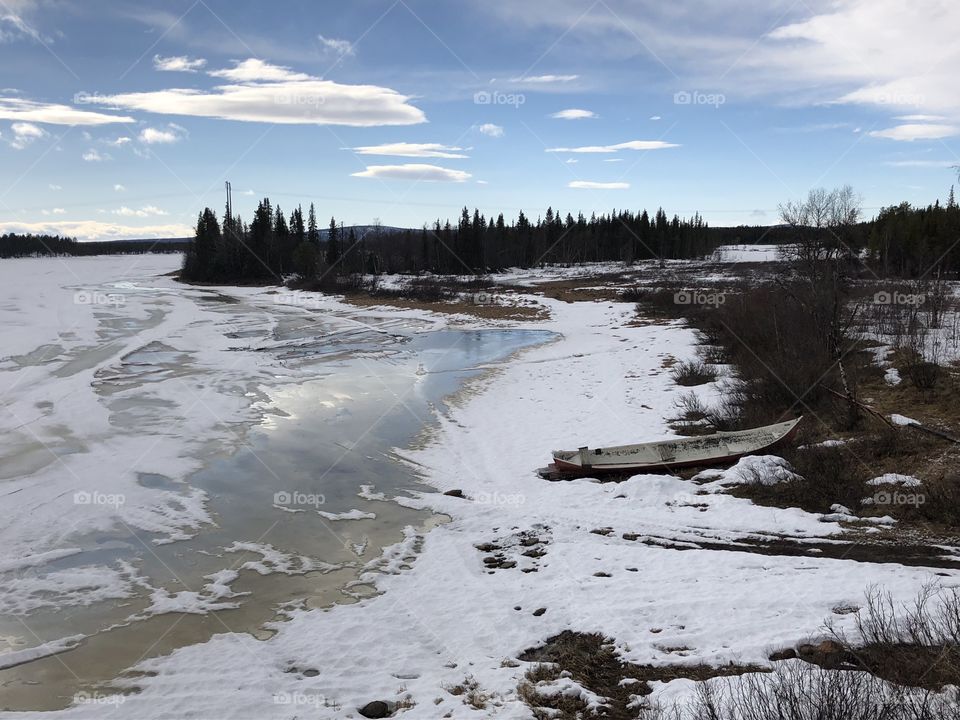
[697,344,728,365]
[684,662,960,720]
[371,277,458,301]
[671,359,718,387]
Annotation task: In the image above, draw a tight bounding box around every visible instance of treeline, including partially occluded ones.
[181,199,718,282]
[0,233,188,258]
[867,188,960,277]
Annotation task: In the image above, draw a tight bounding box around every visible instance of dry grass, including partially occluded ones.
[670,359,718,387]
[444,675,490,710]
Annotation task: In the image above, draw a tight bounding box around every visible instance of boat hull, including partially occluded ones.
[550,418,801,476]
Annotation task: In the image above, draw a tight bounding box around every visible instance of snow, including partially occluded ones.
[696,455,801,487]
[316,509,377,521]
[867,473,922,487]
[891,413,919,427]
[3,258,953,718]
[709,244,784,263]
[0,634,84,671]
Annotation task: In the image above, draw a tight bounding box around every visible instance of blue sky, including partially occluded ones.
[1,0,958,240]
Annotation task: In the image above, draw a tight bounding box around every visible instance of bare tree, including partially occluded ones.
[778,185,864,426]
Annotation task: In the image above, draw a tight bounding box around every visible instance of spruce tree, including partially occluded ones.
[307,203,320,247]
[326,217,341,270]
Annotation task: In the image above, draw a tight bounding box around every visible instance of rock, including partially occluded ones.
[532,607,546,616]
[358,700,391,718]
[302,668,319,677]
[443,489,464,498]
[769,648,796,661]
[593,571,611,577]
[797,640,851,669]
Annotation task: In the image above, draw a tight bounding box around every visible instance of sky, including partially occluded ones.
[0,0,958,240]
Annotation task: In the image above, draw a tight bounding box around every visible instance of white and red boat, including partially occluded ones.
[547,418,802,476]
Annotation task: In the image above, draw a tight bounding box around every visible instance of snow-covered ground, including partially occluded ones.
[708,243,784,263]
[1,256,953,718]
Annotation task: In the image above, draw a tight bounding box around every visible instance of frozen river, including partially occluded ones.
[0,255,552,710]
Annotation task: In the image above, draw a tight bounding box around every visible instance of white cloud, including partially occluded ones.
[484,1,960,126]
[869,124,959,141]
[351,163,471,182]
[896,114,947,122]
[565,158,578,164]
[208,59,312,83]
[650,115,662,121]
[0,12,46,44]
[603,158,624,162]
[478,123,504,137]
[884,159,958,168]
[0,97,134,125]
[82,149,108,162]
[153,54,207,73]
[89,59,425,127]
[512,74,578,83]
[350,142,468,159]
[48,183,62,190]
[114,184,126,191]
[550,108,596,120]
[106,136,132,147]
[0,219,193,241]
[113,205,168,217]
[8,121,46,149]
[41,207,66,215]
[568,181,630,189]
[139,124,187,144]
[318,34,354,56]
[546,139,678,153]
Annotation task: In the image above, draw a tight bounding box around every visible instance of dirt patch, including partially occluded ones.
[620,532,960,569]
[515,272,643,303]
[517,631,766,720]
[342,291,549,321]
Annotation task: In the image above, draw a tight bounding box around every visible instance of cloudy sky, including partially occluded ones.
[0,0,958,240]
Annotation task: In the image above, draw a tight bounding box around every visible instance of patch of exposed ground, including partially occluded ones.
[475,525,550,573]
[619,532,960,569]
[342,290,549,321]
[517,631,766,720]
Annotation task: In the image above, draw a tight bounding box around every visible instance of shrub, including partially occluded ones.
[671,359,718,387]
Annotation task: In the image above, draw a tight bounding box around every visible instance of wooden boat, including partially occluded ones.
[547,418,802,476]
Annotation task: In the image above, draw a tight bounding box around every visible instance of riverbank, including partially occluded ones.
[5,259,954,719]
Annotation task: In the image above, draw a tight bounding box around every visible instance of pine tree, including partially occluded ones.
[307,203,320,246]
[326,216,341,270]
